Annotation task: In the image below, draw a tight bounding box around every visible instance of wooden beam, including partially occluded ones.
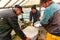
[0,3,60,9]
[4,0,12,7]
[11,0,19,6]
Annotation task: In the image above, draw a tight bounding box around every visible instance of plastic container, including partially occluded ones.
[22,26,38,40]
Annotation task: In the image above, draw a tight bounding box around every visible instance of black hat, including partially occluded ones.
[31,5,36,9]
[15,5,24,13]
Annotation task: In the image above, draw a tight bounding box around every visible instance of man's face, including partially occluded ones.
[42,2,49,8]
[42,3,47,8]
[15,8,22,15]
[32,9,37,13]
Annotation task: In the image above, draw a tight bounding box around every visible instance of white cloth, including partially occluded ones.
[34,21,41,27]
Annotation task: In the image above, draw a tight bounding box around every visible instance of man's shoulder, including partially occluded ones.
[0,9,13,14]
[54,9,60,15]
[1,9,15,17]
[30,11,33,14]
[37,10,40,14]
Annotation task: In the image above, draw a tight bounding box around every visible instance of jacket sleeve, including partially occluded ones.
[40,11,51,25]
[7,15,26,40]
[30,11,32,21]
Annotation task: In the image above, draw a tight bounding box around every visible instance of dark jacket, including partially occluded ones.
[40,3,60,36]
[30,10,40,23]
[46,10,60,36]
[0,9,26,40]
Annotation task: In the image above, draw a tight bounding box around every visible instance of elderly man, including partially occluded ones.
[0,5,30,40]
[40,0,60,40]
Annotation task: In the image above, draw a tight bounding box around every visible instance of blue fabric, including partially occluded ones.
[30,10,41,23]
[40,3,60,25]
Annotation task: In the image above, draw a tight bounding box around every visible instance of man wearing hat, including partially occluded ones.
[30,5,41,24]
[0,5,30,40]
[40,0,60,40]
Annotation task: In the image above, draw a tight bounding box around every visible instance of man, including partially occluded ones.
[0,5,30,40]
[30,5,41,23]
[40,0,60,40]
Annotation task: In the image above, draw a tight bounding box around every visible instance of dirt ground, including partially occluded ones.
[12,21,47,40]
[38,27,47,40]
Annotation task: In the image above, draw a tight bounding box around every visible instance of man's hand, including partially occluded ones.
[26,37,31,40]
[39,16,43,20]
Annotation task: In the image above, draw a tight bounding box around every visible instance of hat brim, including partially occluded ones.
[21,10,24,13]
